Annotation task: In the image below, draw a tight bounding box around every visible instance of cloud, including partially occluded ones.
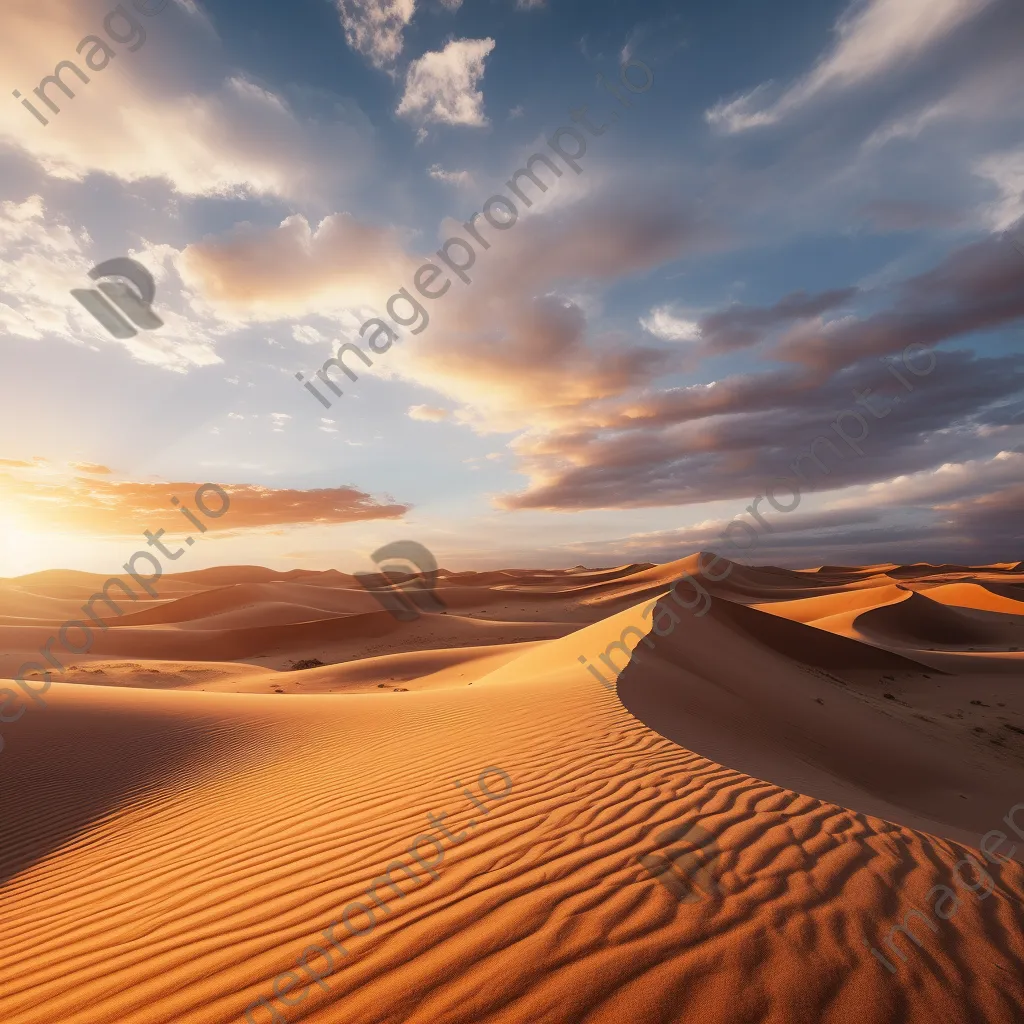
[683,0,1024,269]
[396,38,495,128]
[179,182,708,432]
[428,164,473,186]
[334,0,415,68]
[700,288,859,354]
[0,196,222,371]
[566,454,1024,566]
[974,146,1024,231]
[391,194,706,432]
[292,325,328,346]
[0,466,410,535]
[408,405,451,421]
[2,0,373,200]
[639,290,859,355]
[0,194,91,343]
[69,462,112,474]
[640,305,701,342]
[179,212,414,318]
[706,0,996,133]
[492,332,1023,513]
[774,232,1024,371]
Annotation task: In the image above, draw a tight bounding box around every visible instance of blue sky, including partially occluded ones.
[1,0,1022,575]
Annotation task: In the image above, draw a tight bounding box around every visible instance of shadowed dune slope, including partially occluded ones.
[853,590,1021,648]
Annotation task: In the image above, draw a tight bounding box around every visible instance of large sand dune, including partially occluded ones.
[0,557,1022,1023]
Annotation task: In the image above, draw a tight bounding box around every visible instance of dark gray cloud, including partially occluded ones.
[500,348,1024,511]
[776,229,1024,371]
[699,288,858,353]
[556,462,1024,568]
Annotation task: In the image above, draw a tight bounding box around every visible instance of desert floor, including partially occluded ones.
[0,554,1022,1023]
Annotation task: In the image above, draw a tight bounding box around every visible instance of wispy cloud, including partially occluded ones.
[706,0,996,133]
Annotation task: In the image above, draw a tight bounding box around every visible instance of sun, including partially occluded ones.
[0,512,54,577]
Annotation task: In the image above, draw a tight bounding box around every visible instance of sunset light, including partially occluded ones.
[1,1,1022,1022]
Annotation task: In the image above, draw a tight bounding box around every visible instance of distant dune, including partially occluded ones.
[0,557,1022,1024]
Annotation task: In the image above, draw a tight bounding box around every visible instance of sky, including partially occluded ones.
[0,0,1022,577]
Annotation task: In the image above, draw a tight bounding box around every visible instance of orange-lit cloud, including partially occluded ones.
[179,213,414,317]
[180,192,706,431]
[1,467,409,536]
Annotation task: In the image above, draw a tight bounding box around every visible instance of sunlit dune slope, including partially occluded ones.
[0,557,1022,1024]
[2,642,1022,1024]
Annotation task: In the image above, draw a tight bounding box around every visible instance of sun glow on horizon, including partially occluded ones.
[0,508,102,577]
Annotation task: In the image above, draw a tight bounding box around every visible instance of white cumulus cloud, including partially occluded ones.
[397,38,495,129]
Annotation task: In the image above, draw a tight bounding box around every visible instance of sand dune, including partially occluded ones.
[920,581,1024,615]
[1,556,1022,1024]
[752,582,910,623]
[852,590,1022,649]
